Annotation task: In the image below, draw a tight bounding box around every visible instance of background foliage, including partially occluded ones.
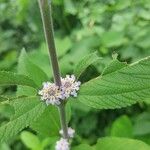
[0,0,150,149]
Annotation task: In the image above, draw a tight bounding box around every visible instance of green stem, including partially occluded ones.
[58,103,69,139]
[38,0,68,139]
[38,0,61,86]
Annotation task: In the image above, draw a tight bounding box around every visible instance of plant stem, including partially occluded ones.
[38,0,61,86]
[38,0,68,139]
[58,103,69,139]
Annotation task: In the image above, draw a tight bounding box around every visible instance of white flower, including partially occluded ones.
[55,138,70,150]
[38,82,62,105]
[59,127,75,138]
[61,75,81,99]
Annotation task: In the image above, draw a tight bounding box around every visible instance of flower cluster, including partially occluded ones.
[38,75,81,105]
[61,75,81,99]
[55,138,70,150]
[55,127,75,150]
[38,82,62,105]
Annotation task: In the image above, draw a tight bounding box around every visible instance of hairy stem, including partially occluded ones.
[38,0,68,139]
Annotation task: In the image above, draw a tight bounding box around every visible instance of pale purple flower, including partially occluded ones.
[59,127,75,138]
[38,82,62,105]
[55,138,70,150]
[39,75,81,105]
[61,75,81,99]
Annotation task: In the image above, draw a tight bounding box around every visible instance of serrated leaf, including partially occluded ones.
[110,115,133,138]
[96,137,150,150]
[76,56,150,109]
[0,96,46,143]
[102,59,127,75]
[74,52,101,79]
[0,71,37,88]
[18,49,49,87]
[10,96,41,119]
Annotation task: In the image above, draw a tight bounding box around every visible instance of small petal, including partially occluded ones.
[59,127,75,138]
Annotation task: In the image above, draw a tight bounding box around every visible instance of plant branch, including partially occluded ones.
[38,0,68,139]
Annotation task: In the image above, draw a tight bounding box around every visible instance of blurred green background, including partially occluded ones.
[0,0,150,149]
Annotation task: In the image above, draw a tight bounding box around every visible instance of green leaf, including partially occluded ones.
[76,56,150,109]
[20,131,41,150]
[31,106,60,137]
[52,0,63,5]
[31,102,71,137]
[136,34,150,49]
[55,36,72,57]
[41,137,58,149]
[101,31,125,48]
[74,52,101,79]
[96,137,150,150]
[18,49,49,88]
[0,96,46,143]
[0,71,37,88]
[0,143,11,150]
[64,0,77,15]
[17,49,49,96]
[29,44,52,78]
[114,0,131,10]
[134,121,150,136]
[0,104,14,119]
[133,113,150,136]
[102,59,127,76]
[17,86,37,96]
[0,96,9,102]
[110,115,133,138]
[72,144,94,150]
[138,9,150,20]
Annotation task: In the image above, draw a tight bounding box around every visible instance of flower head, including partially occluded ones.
[61,75,81,99]
[38,82,62,105]
[59,127,75,138]
[55,138,70,150]
[38,75,81,105]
